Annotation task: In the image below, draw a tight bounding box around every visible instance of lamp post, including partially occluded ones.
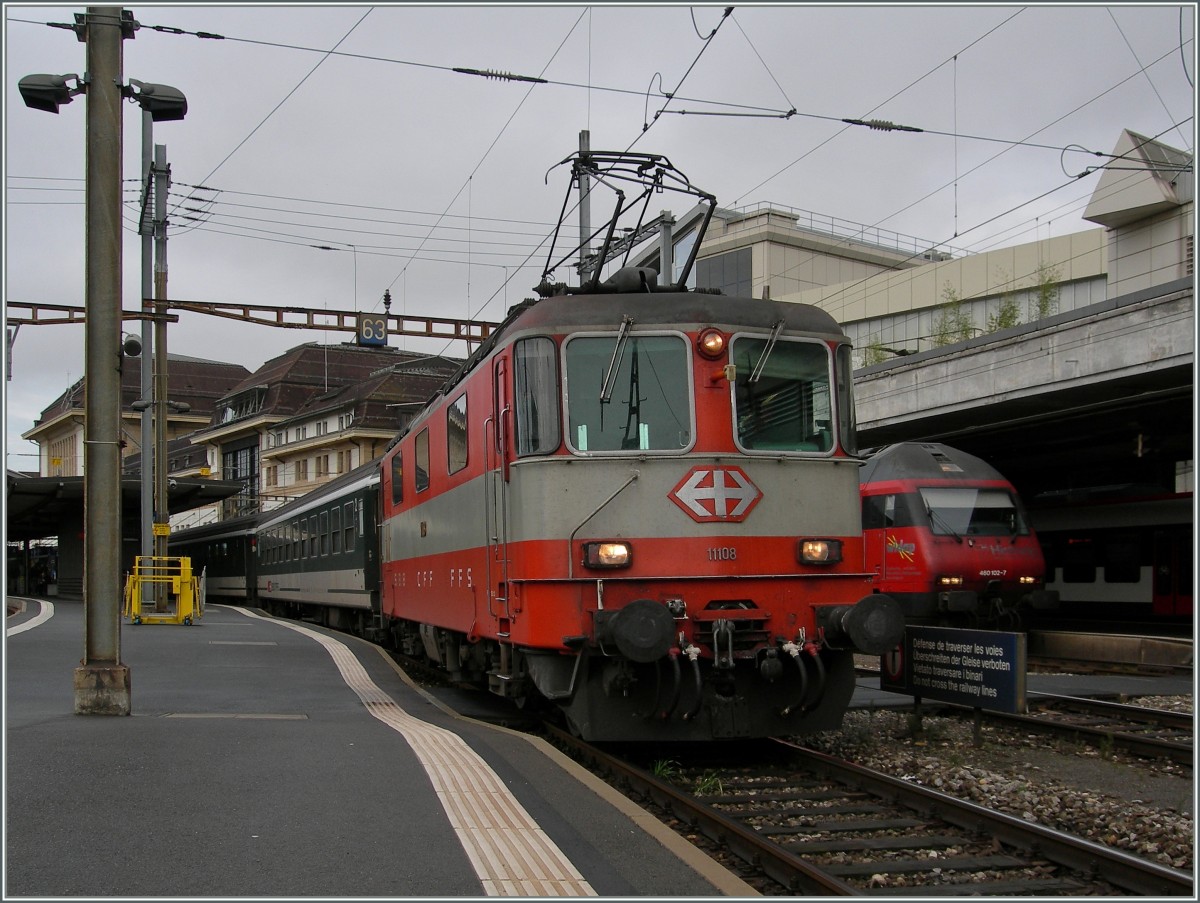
[18,7,187,714]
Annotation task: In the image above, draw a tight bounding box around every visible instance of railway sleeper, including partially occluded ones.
[863,878,1090,896]
[825,853,1031,876]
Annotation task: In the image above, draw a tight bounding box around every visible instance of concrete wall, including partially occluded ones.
[1106,203,1194,297]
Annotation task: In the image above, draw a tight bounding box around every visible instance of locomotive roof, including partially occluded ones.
[453,287,847,396]
[858,442,1009,485]
[511,288,846,337]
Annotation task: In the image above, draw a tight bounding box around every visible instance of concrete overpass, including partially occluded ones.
[853,277,1194,502]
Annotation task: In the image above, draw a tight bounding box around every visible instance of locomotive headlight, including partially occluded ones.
[938,575,965,587]
[1019,575,1038,585]
[697,328,726,359]
[583,541,632,569]
[798,539,842,565]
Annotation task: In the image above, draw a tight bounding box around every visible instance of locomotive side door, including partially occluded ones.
[485,355,512,624]
[863,492,901,584]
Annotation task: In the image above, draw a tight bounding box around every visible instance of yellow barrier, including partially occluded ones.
[123,556,203,626]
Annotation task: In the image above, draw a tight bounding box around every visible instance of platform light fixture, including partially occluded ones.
[17,73,86,113]
[123,78,187,122]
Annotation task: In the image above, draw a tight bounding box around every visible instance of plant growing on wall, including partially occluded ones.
[986,267,1022,333]
[1029,261,1061,321]
[861,337,889,366]
[931,282,974,346]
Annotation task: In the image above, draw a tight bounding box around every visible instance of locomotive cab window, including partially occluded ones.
[415,429,430,492]
[447,394,468,474]
[732,336,834,453]
[514,337,561,456]
[862,493,919,529]
[390,452,403,506]
[564,333,692,453]
[918,487,1028,537]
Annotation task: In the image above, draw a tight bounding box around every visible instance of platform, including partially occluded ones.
[5,597,753,898]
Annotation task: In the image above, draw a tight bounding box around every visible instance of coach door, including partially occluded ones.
[1152,525,1193,617]
[485,356,512,624]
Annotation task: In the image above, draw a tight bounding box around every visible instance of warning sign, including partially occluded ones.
[879,625,1026,713]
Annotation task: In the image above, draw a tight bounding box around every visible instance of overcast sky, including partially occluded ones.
[4,3,1196,471]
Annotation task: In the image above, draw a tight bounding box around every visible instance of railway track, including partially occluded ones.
[978,693,1194,765]
[546,725,1194,896]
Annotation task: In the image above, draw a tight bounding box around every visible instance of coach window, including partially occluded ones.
[733,337,833,454]
[564,333,692,453]
[415,429,430,492]
[1103,534,1141,583]
[344,502,356,552]
[332,508,342,554]
[320,511,330,556]
[391,452,403,506]
[514,337,560,456]
[447,394,468,474]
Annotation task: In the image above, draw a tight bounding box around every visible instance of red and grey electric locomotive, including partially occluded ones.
[859,442,1057,629]
[378,152,902,741]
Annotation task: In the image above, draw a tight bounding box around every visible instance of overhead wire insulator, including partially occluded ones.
[453,67,547,84]
[842,117,924,133]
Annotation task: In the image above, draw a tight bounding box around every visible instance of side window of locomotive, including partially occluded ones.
[447,394,468,474]
[733,337,833,453]
[415,429,430,492]
[391,453,403,506]
[862,494,890,530]
[513,337,561,456]
[564,334,692,453]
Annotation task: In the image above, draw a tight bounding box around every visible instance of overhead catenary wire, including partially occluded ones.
[1107,6,1193,151]
[804,127,1192,322]
[9,8,1192,342]
[169,8,375,222]
[377,6,590,333]
[738,36,1196,308]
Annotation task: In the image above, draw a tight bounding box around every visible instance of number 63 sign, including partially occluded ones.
[356,313,387,346]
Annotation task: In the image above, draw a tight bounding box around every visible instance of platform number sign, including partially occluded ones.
[356,313,387,347]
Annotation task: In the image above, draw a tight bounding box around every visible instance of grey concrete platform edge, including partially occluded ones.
[361,640,759,898]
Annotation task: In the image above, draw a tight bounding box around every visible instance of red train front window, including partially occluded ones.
[732,336,834,454]
[919,487,1029,537]
[564,333,693,453]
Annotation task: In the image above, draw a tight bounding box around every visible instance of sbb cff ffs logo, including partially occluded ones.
[670,466,762,523]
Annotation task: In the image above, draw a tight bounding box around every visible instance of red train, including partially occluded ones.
[859,442,1057,629]
[376,152,902,740]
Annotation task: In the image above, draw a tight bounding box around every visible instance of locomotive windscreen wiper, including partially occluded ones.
[925,502,964,543]
[600,316,634,403]
[748,319,785,384]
